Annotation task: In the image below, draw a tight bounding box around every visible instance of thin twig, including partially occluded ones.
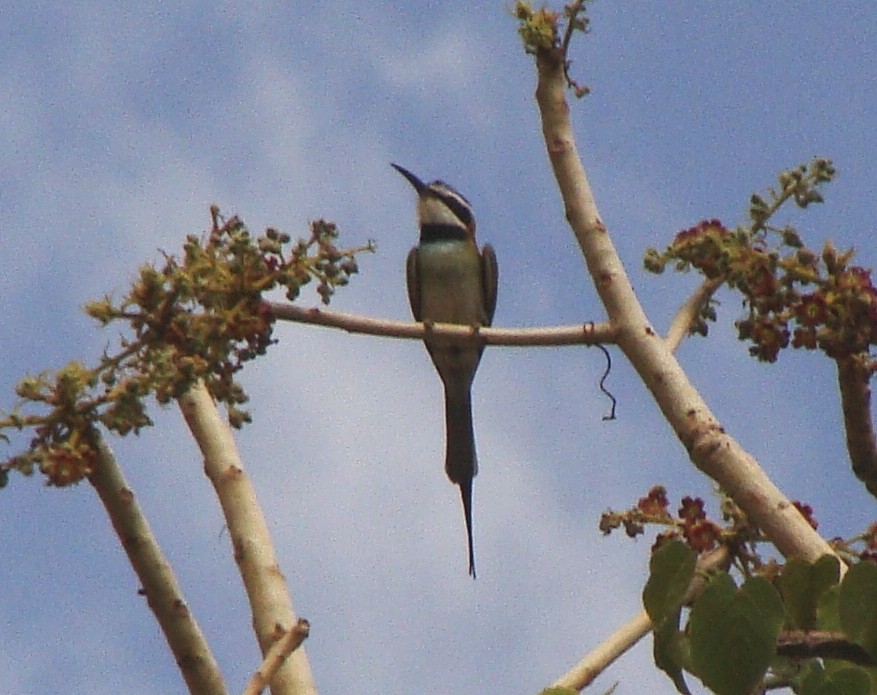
[268,302,617,347]
[560,0,585,55]
[665,277,723,352]
[243,619,312,695]
[776,630,876,665]
[550,547,731,691]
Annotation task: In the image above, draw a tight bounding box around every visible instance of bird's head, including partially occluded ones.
[392,163,476,238]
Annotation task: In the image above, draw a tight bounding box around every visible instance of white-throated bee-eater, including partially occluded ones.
[392,163,498,578]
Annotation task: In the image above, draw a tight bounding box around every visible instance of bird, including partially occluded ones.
[392,163,498,578]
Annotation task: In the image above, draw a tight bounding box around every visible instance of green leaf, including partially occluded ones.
[818,585,842,632]
[653,626,692,695]
[689,574,784,695]
[799,662,872,695]
[643,540,697,628]
[779,555,841,630]
[821,668,872,695]
[798,660,827,691]
[644,541,698,692]
[537,689,578,695]
[839,561,877,658]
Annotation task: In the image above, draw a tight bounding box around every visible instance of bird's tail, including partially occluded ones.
[458,478,475,578]
[444,385,478,578]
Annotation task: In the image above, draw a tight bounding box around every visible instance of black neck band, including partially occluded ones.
[420,223,468,243]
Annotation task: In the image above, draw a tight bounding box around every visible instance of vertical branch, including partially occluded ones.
[178,383,317,695]
[534,49,646,330]
[533,45,836,564]
[837,354,877,498]
[89,433,228,695]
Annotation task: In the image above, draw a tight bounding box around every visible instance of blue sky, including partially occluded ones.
[2,3,876,694]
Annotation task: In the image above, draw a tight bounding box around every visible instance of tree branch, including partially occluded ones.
[88,432,228,695]
[243,619,312,695]
[534,45,837,565]
[665,277,723,352]
[776,630,876,665]
[267,302,616,347]
[177,383,317,695]
[837,353,877,500]
[549,546,731,691]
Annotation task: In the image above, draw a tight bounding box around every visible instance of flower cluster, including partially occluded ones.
[514,1,560,51]
[792,500,818,530]
[826,520,877,565]
[514,0,592,97]
[1,209,372,487]
[601,486,842,576]
[646,159,877,362]
[600,485,723,553]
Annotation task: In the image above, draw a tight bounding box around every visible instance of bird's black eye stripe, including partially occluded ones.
[433,190,474,228]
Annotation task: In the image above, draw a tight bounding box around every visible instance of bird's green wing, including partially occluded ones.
[481,244,498,326]
[406,246,422,321]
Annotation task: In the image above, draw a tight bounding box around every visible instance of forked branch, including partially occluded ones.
[532,7,835,569]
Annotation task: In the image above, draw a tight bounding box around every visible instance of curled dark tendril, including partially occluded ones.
[597,344,617,421]
[586,321,616,420]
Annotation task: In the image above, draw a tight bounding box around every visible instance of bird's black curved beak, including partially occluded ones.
[391,163,426,194]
